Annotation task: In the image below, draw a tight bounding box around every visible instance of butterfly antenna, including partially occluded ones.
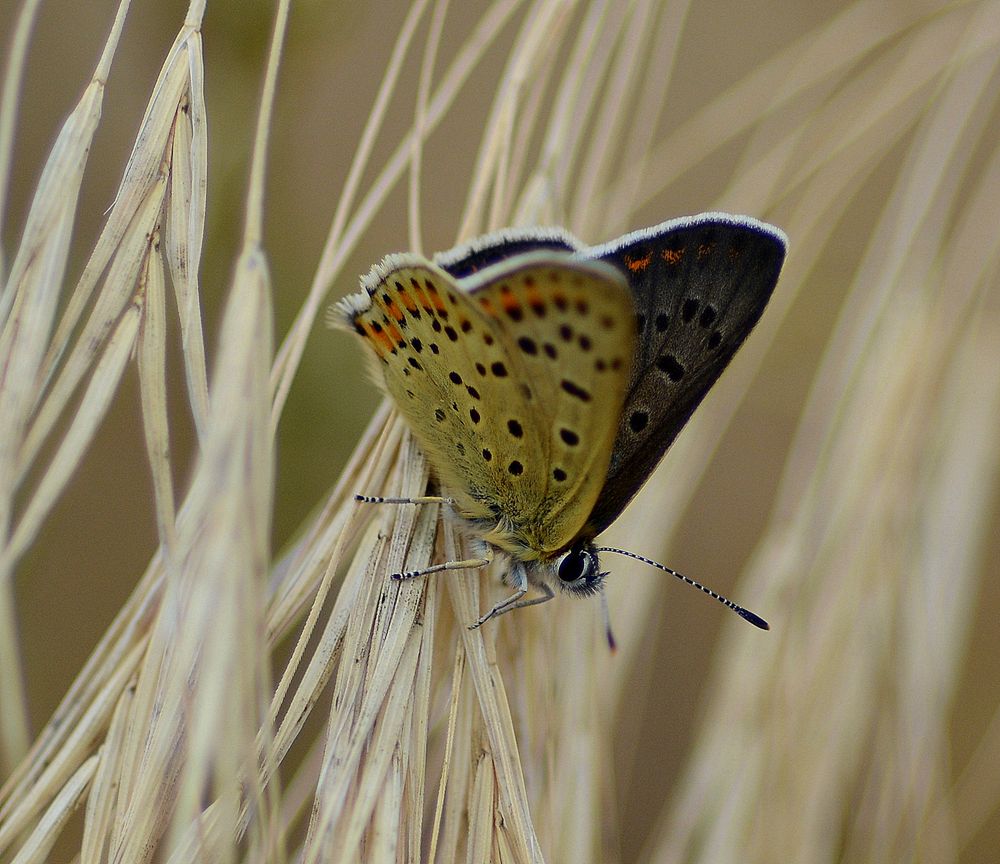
[599,590,617,652]
[596,547,769,630]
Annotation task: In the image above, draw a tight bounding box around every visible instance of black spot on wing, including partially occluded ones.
[560,379,591,402]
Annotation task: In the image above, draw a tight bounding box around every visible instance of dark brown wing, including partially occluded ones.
[580,213,786,536]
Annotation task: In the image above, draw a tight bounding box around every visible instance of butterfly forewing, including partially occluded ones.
[342,252,636,556]
[435,227,580,279]
[343,258,538,524]
[582,215,786,535]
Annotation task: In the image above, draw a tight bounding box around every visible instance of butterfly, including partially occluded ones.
[334,212,786,631]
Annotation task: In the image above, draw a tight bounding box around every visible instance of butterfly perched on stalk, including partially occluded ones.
[335,212,786,633]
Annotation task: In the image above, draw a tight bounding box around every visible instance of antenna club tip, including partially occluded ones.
[741,609,770,630]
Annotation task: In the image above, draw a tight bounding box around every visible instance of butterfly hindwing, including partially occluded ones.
[461,254,635,553]
[582,214,786,535]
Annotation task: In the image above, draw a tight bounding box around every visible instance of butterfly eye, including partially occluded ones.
[555,544,605,597]
[557,550,586,583]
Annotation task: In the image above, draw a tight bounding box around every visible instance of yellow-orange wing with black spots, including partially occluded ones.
[334,251,636,559]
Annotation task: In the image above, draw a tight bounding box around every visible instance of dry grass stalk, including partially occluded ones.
[1,1,999,863]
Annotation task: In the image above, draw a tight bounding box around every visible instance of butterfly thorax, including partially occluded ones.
[446,486,582,563]
[477,518,546,562]
[449,497,607,597]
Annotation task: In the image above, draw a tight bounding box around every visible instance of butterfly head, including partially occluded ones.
[550,540,607,598]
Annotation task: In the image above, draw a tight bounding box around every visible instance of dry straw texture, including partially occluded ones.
[1,0,999,862]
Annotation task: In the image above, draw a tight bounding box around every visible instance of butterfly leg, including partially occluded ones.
[356,494,456,505]
[392,546,493,581]
[500,583,555,613]
[468,573,555,629]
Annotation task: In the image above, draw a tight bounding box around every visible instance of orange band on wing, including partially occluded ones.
[362,319,397,357]
[499,291,523,314]
[662,247,684,264]
[397,288,419,312]
[384,299,406,324]
[623,252,652,272]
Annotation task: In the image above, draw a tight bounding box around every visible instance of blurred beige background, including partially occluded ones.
[3,0,998,860]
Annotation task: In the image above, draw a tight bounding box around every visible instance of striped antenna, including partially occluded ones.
[596,547,769,630]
